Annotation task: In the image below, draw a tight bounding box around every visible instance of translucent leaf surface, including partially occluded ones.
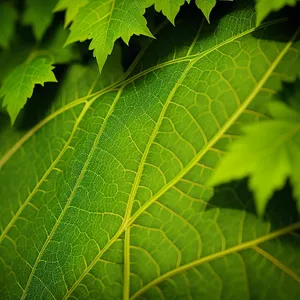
[65,0,154,72]
[149,0,186,24]
[1,1,300,299]
[195,0,217,22]
[209,101,300,215]
[255,0,297,26]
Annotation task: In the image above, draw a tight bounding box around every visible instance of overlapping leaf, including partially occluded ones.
[0,1,300,299]
[63,0,219,72]
[209,100,300,215]
[0,25,78,124]
[195,0,217,22]
[255,0,297,26]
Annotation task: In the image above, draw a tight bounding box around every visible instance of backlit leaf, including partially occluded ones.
[1,1,300,299]
[0,57,57,124]
[209,100,300,215]
[65,0,154,72]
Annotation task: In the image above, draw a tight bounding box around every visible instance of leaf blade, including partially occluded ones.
[0,57,57,124]
[1,2,300,299]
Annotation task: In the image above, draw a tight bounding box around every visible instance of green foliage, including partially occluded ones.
[0,57,56,124]
[149,0,186,24]
[23,0,58,40]
[209,100,300,215]
[0,3,18,49]
[195,0,217,22]
[63,0,218,71]
[65,0,154,72]
[0,0,300,299]
[255,0,297,26]
[54,0,88,27]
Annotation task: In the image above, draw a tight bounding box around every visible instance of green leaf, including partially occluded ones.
[54,0,88,27]
[66,0,154,72]
[0,25,78,122]
[0,2,18,49]
[149,0,186,24]
[209,101,300,215]
[255,0,297,26]
[1,1,300,299]
[23,0,58,40]
[195,0,217,22]
[0,57,57,124]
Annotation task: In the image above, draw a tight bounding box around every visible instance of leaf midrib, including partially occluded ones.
[0,17,279,242]
[0,17,295,298]
[64,23,299,299]
[130,222,300,299]
[21,89,124,299]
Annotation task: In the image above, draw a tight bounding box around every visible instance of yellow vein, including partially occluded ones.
[64,58,195,300]
[186,19,205,56]
[0,99,87,169]
[118,19,169,83]
[123,60,194,223]
[63,19,296,297]
[92,17,288,98]
[21,88,123,299]
[253,245,300,283]
[0,18,287,169]
[63,222,125,299]
[130,223,300,299]
[123,227,131,300]
[0,100,90,244]
[128,27,300,227]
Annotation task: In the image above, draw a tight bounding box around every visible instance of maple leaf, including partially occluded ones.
[0,57,57,124]
[209,100,300,215]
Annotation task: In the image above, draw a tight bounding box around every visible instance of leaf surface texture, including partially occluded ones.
[0,1,300,299]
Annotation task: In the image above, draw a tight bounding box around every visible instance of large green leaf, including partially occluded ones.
[1,2,300,299]
[65,0,154,72]
[0,25,79,124]
[64,0,219,72]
